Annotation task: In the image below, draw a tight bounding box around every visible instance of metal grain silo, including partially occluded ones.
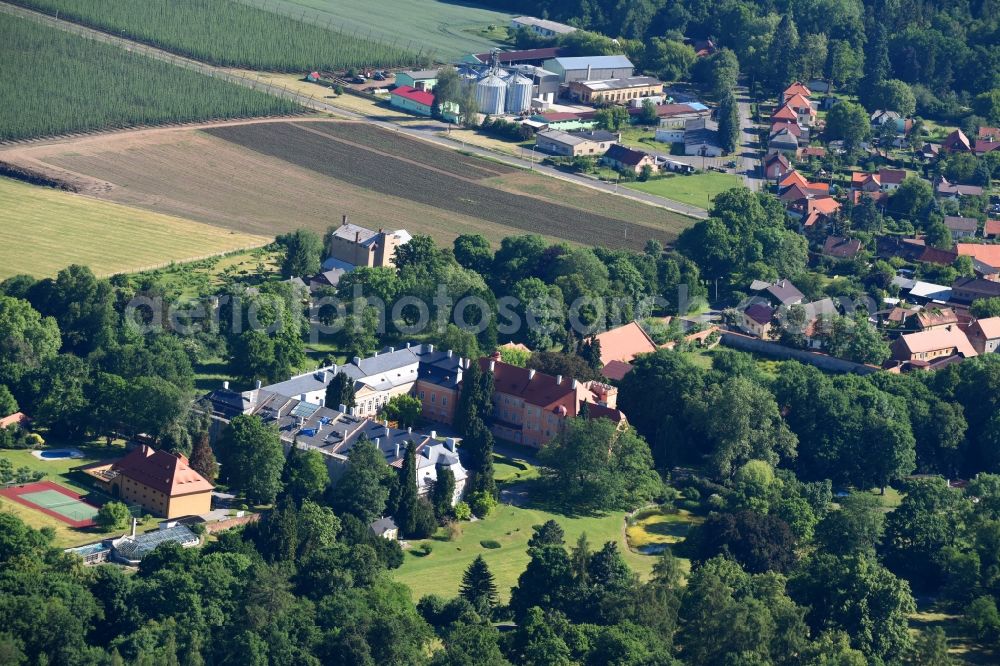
[476,74,507,115]
[505,73,533,114]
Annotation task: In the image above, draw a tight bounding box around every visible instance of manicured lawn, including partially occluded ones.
[393,503,658,602]
[0,177,270,280]
[492,452,540,485]
[625,507,702,549]
[625,172,742,209]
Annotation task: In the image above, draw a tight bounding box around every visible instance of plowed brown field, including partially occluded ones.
[0,119,695,249]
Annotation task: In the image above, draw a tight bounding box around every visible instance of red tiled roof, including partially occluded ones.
[970,317,1000,340]
[391,85,434,106]
[0,412,29,429]
[784,94,813,112]
[978,127,1000,141]
[772,105,798,121]
[917,246,958,266]
[823,236,862,258]
[112,445,214,497]
[878,168,906,184]
[480,358,578,412]
[593,321,657,367]
[784,82,812,98]
[975,140,1000,155]
[601,360,634,381]
[809,196,841,215]
[957,244,1000,267]
[799,146,826,157]
[780,171,808,189]
[851,171,880,187]
[984,220,1000,237]
[942,129,972,152]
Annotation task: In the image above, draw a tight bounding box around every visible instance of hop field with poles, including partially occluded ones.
[12,0,428,71]
[0,13,300,141]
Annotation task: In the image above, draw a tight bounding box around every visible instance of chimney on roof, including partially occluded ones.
[222,380,229,390]
[587,64,592,80]
[321,371,329,384]
[332,364,338,374]
[339,404,347,413]
[447,349,453,358]
[556,374,562,385]
[408,426,413,434]
[528,369,536,380]
[395,442,400,458]
[130,517,137,538]
[428,343,435,353]
[389,346,395,353]
[255,379,262,390]
[375,437,380,448]
[406,341,411,348]
[373,350,378,357]
[342,214,347,226]
[355,231,360,243]
[572,379,579,389]
[489,359,495,372]
[353,356,361,365]
[446,437,456,452]
[430,430,437,439]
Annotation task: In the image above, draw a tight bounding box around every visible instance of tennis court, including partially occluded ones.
[0,480,101,527]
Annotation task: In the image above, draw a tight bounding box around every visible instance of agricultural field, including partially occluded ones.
[204,121,692,249]
[0,13,298,141]
[1,119,696,250]
[0,177,270,279]
[12,0,422,71]
[393,503,657,603]
[626,171,743,209]
[247,0,515,61]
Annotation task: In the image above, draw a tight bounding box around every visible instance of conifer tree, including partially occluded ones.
[460,555,498,616]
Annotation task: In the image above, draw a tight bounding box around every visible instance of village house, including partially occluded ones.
[80,445,214,519]
[941,129,972,153]
[326,219,411,271]
[891,327,978,363]
[750,278,805,307]
[764,153,792,180]
[957,244,1000,272]
[936,178,984,199]
[944,216,979,239]
[822,236,863,260]
[740,302,775,339]
[951,277,1000,304]
[768,126,801,154]
[535,128,619,157]
[967,317,1000,354]
[778,298,838,348]
[370,516,399,540]
[602,144,657,174]
[975,126,1000,155]
[389,85,435,116]
[908,307,960,331]
[781,82,811,105]
[984,220,1000,240]
[479,356,626,448]
[789,196,841,232]
[684,118,723,156]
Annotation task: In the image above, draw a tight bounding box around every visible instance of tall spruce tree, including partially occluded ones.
[460,555,499,616]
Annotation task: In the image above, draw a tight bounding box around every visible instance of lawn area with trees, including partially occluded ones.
[626,172,743,209]
[393,502,657,602]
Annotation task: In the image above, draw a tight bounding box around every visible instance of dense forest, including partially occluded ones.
[488,0,1000,123]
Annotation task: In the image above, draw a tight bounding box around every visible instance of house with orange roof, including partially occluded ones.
[878,168,907,191]
[781,82,811,103]
[851,171,881,193]
[967,317,1000,354]
[783,93,816,126]
[771,104,798,123]
[891,327,978,363]
[908,307,959,331]
[779,170,809,190]
[984,220,1000,239]
[957,244,1000,270]
[589,321,657,379]
[0,412,30,430]
[84,445,214,518]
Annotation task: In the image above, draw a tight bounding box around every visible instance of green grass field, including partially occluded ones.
[0,178,270,279]
[393,503,657,602]
[626,172,742,209]
[253,0,515,60]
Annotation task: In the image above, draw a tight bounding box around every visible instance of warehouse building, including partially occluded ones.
[542,55,635,83]
[511,16,577,37]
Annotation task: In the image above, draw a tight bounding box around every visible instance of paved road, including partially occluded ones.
[734,85,766,192]
[1,1,708,219]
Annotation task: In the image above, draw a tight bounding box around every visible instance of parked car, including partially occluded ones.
[373,72,386,81]
[352,75,366,84]
[726,160,738,168]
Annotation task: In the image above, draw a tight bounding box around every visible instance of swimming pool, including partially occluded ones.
[31,448,84,461]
